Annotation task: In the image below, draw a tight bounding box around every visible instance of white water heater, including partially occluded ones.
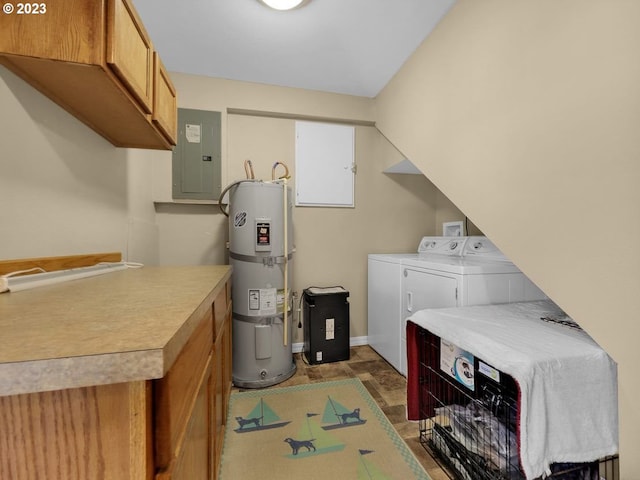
[227,181,296,388]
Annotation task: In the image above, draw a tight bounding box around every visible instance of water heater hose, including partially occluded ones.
[272,161,290,180]
[244,159,255,179]
[217,179,260,217]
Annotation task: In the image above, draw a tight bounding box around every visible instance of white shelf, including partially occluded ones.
[383,158,422,175]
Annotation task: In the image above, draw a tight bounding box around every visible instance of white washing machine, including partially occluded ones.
[368,236,546,375]
[367,237,464,373]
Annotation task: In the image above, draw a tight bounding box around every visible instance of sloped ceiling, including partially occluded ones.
[132,0,455,98]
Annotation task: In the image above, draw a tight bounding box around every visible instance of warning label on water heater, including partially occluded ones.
[248,288,277,316]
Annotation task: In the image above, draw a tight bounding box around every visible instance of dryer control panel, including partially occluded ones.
[417,236,466,256]
[462,236,509,262]
[417,236,511,262]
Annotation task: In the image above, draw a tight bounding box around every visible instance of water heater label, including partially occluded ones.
[234,211,247,228]
[248,288,277,316]
[256,222,271,246]
[276,289,289,314]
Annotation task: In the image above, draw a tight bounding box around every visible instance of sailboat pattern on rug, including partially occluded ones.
[283,394,368,459]
[358,449,391,480]
[322,395,367,430]
[233,398,291,433]
[222,379,431,480]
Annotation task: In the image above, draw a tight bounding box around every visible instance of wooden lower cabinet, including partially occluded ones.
[212,282,233,479]
[157,282,231,480]
[157,357,212,480]
[212,322,227,477]
[0,381,153,480]
[0,278,232,480]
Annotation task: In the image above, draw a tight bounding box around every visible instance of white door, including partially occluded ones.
[400,268,459,375]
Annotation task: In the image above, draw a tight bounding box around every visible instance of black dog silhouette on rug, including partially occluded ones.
[235,416,262,429]
[284,437,316,455]
[339,407,361,424]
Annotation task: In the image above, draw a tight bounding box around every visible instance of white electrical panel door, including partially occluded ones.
[295,121,355,207]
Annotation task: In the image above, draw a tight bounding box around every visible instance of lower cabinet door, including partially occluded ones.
[211,296,232,480]
[212,333,224,479]
[161,356,212,480]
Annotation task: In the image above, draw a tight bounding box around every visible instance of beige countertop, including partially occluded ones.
[0,265,231,396]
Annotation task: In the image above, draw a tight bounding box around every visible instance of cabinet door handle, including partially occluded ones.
[407,291,413,312]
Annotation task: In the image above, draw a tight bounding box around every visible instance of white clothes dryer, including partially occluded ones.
[367,237,466,374]
[368,236,546,376]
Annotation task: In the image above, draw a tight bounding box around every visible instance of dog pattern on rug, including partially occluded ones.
[321,396,367,430]
[232,391,384,471]
[233,398,291,433]
[222,380,428,480]
[235,415,262,430]
[283,412,346,459]
[281,396,368,460]
[284,437,316,455]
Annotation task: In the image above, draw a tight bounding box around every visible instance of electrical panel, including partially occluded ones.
[172,108,222,200]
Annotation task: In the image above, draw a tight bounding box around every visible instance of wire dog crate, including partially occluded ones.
[416,327,619,480]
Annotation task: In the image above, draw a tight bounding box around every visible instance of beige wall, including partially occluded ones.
[435,191,483,236]
[153,73,442,345]
[0,62,449,350]
[0,65,158,264]
[376,0,640,475]
[227,114,438,342]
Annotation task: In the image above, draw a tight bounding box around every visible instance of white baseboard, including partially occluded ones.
[292,336,368,354]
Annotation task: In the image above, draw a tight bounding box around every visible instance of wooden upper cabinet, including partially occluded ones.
[153,53,178,145]
[107,0,154,114]
[0,0,177,150]
[0,1,104,64]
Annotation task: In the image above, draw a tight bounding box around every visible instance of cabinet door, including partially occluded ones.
[107,0,154,113]
[211,282,232,479]
[212,329,225,480]
[153,52,178,144]
[154,314,213,469]
[295,121,355,207]
[222,312,232,422]
[0,381,152,480]
[159,357,212,480]
[0,2,103,64]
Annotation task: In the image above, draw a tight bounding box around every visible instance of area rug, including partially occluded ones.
[219,378,431,480]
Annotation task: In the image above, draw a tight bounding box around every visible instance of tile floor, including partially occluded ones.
[232,345,451,480]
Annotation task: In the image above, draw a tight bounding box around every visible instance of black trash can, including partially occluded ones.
[302,287,350,365]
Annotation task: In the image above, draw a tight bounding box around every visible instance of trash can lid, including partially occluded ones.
[306,286,348,295]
